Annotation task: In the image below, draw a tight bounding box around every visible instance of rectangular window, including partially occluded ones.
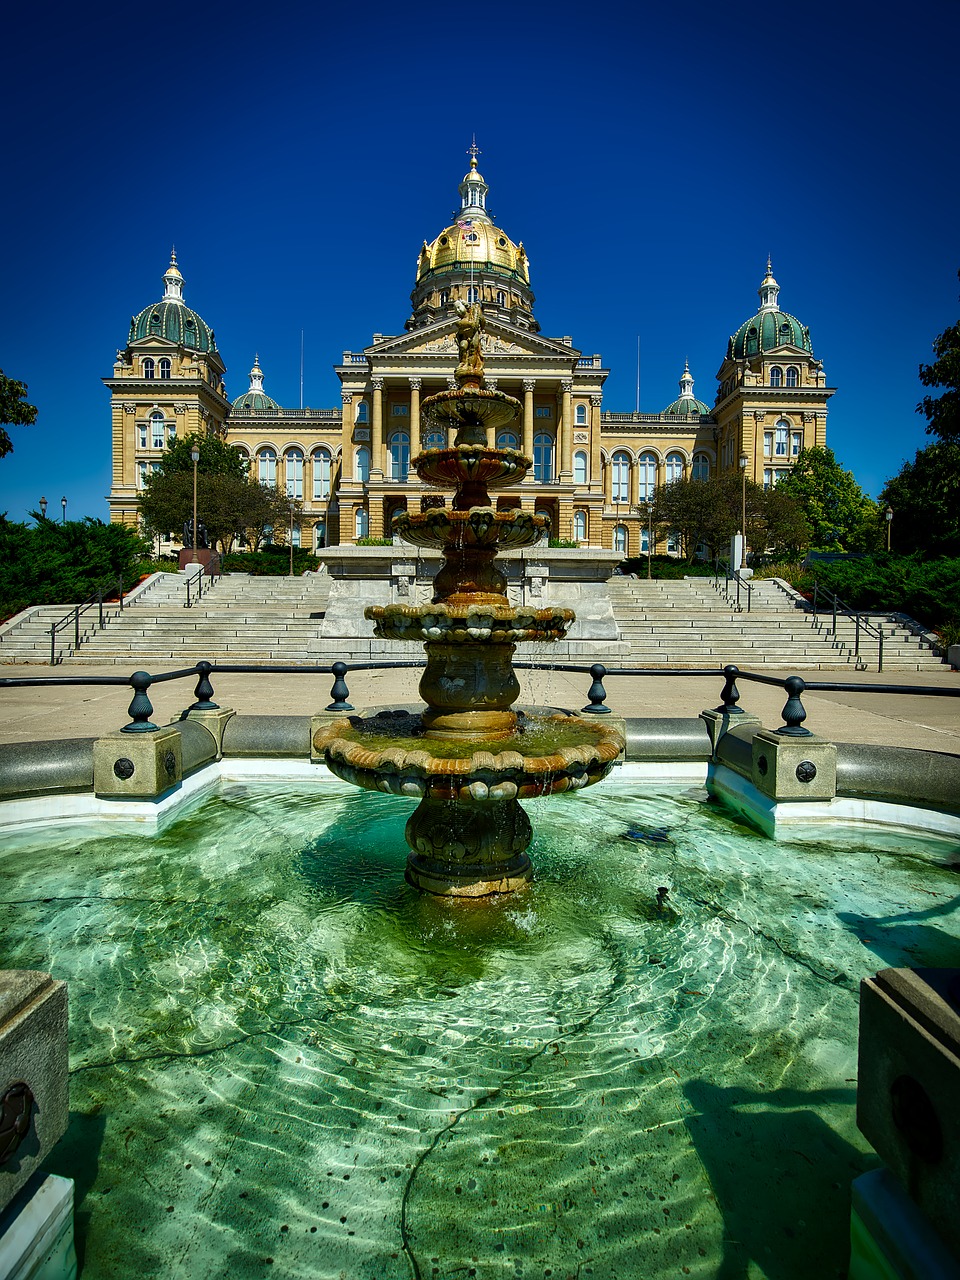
[764,468,775,490]
[535,406,552,418]
[775,426,788,456]
[152,424,164,449]
[138,424,147,448]
[390,404,409,416]
[764,432,773,456]
[791,432,803,456]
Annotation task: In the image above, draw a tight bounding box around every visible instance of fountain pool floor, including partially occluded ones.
[3,774,959,1279]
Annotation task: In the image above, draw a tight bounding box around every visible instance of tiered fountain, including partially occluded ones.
[315,302,624,895]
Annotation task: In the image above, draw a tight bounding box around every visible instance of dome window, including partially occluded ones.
[466,286,479,304]
[439,236,449,246]
[142,357,155,379]
[497,237,506,247]
[779,323,792,344]
[157,358,171,379]
[439,290,449,306]
[465,232,479,243]
[746,327,758,356]
[786,366,799,388]
[496,290,506,307]
[770,366,783,387]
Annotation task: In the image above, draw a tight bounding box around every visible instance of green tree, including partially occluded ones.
[918,269,960,443]
[774,446,877,551]
[138,432,297,554]
[650,472,810,562]
[0,369,38,458]
[880,441,960,557]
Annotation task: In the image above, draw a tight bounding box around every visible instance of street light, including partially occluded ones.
[885,504,893,552]
[39,496,47,519]
[288,501,297,576]
[60,496,67,524]
[739,454,749,570]
[190,445,200,564]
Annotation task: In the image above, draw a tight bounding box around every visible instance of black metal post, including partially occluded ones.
[122,670,159,733]
[775,675,812,736]
[326,662,354,712]
[581,663,611,714]
[189,661,219,711]
[717,664,744,714]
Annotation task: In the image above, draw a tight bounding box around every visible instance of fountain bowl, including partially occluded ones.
[414,445,530,490]
[393,506,549,551]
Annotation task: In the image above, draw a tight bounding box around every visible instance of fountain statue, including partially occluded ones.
[314,304,624,896]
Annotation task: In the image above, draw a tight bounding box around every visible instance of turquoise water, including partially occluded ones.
[3,778,959,1279]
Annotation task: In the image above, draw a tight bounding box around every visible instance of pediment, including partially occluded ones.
[367,318,581,361]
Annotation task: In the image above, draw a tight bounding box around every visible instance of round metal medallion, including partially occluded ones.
[796,761,817,783]
[114,758,135,780]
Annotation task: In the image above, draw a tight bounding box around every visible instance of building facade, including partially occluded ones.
[106,157,833,556]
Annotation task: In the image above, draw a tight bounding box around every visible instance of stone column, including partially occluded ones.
[522,379,535,467]
[340,394,353,481]
[372,378,385,476]
[409,378,422,448]
[590,395,603,491]
[559,379,573,478]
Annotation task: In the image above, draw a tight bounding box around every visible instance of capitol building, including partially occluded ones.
[105,154,832,555]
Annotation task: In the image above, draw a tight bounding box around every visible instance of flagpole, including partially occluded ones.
[300,329,304,410]
[635,335,640,414]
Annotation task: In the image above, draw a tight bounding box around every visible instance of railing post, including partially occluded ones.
[879,627,884,674]
[326,661,354,712]
[581,663,611,714]
[189,660,219,711]
[122,670,159,733]
[49,622,56,666]
[775,675,812,736]
[119,576,125,611]
[74,606,80,653]
[831,595,837,636]
[717,664,744,715]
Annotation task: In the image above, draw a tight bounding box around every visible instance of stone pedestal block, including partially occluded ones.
[857,968,960,1261]
[93,724,182,798]
[182,708,235,759]
[750,729,836,801]
[0,973,68,1212]
[699,708,761,757]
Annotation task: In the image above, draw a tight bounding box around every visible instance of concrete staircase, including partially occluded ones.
[606,575,945,671]
[1,571,944,671]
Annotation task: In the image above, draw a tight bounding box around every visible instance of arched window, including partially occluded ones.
[575,404,587,426]
[285,448,304,499]
[389,430,410,481]
[770,366,783,387]
[466,285,479,304]
[573,450,588,485]
[614,524,628,554]
[692,453,710,481]
[355,507,369,539]
[150,411,165,449]
[497,431,519,450]
[423,429,445,451]
[142,357,155,379]
[258,447,277,485]
[313,520,326,550]
[640,526,650,554]
[611,450,630,502]
[439,290,449,306]
[312,448,331,500]
[291,525,301,548]
[775,420,789,456]
[666,452,684,483]
[233,445,250,464]
[786,366,799,388]
[157,358,171,379]
[496,290,505,307]
[355,401,369,424]
[573,510,587,542]
[355,446,370,483]
[533,432,554,482]
[637,452,657,501]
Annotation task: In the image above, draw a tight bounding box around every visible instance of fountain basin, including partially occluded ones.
[421,385,522,435]
[366,602,574,644]
[414,445,529,490]
[393,506,549,551]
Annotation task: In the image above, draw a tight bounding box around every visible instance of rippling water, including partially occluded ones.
[3,777,959,1279]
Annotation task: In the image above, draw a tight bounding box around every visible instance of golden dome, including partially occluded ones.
[416,221,529,286]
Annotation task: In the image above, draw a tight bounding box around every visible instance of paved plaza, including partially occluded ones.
[1,660,958,754]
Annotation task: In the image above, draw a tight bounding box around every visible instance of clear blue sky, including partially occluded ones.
[2,0,957,523]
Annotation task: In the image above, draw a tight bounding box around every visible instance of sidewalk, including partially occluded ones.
[1,662,958,753]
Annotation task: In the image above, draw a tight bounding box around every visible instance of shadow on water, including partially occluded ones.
[683,1080,876,1280]
[838,896,960,970]
[41,1108,106,1275]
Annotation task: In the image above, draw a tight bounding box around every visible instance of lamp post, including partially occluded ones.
[39,496,47,519]
[885,504,893,552]
[289,501,296,576]
[739,453,748,570]
[190,445,200,564]
[60,496,67,524]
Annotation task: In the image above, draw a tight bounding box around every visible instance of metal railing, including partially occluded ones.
[183,556,222,608]
[47,578,125,665]
[2,660,957,740]
[714,560,752,613]
[810,580,886,672]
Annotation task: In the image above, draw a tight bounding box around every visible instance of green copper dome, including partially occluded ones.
[728,262,812,360]
[230,356,279,414]
[662,362,710,416]
[128,252,217,353]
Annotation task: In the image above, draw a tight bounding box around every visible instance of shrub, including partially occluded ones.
[777,554,960,630]
[220,547,320,576]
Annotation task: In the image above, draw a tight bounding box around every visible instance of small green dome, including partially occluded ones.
[230,355,279,414]
[662,362,710,416]
[128,252,217,352]
[728,262,812,359]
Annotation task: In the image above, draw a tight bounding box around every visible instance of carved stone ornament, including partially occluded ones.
[163,750,177,777]
[354,428,371,442]
[0,1081,35,1164]
[342,393,353,405]
[560,380,573,394]
[123,403,137,414]
[409,378,422,391]
[574,431,589,444]
[174,403,187,415]
[113,757,135,779]
[590,395,602,407]
[372,378,385,391]
[522,379,537,393]
[796,760,818,783]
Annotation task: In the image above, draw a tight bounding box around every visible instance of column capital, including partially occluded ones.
[560,379,573,395]
[590,394,602,407]
[173,403,187,415]
[486,378,498,391]
[371,378,385,392]
[341,393,353,405]
[446,376,457,389]
[522,379,537,393]
[123,402,136,414]
[408,377,422,391]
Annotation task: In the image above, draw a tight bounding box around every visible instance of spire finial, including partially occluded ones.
[163,247,183,299]
[766,253,772,276]
[467,135,480,169]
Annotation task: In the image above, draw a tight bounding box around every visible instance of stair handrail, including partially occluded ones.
[810,579,885,672]
[183,554,223,608]
[714,559,752,613]
[47,576,125,665]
